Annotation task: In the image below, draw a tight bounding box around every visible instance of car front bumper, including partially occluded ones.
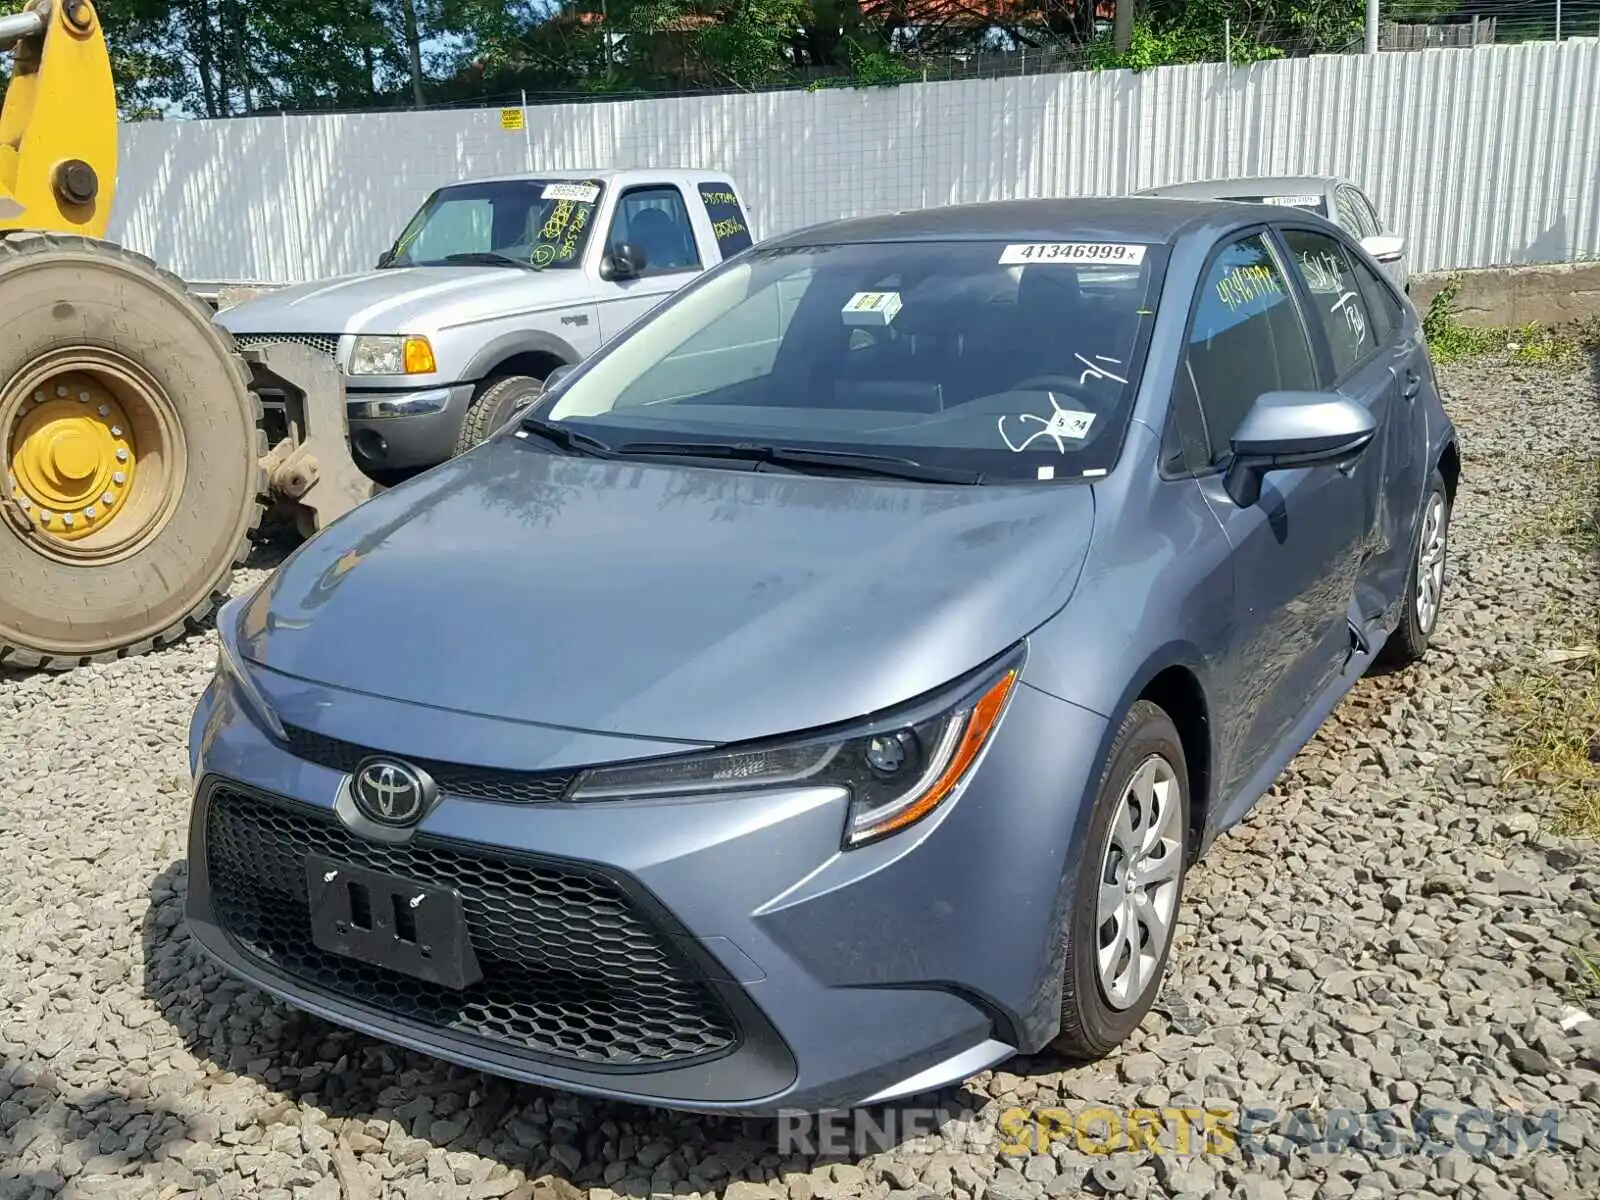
[345,384,476,470]
[183,664,1106,1115]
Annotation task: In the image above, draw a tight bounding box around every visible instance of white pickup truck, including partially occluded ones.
[216,168,756,472]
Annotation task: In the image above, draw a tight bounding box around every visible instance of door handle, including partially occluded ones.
[1401,369,1421,400]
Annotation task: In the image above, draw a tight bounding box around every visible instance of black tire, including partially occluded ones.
[0,233,265,671]
[454,373,547,456]
[1051,699,1190,1060]
[1376,467,1451,670]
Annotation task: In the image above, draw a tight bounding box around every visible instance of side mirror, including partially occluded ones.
[542,364,576,392]
[1360,233,1406,264]
[375,248,395,268]
[600,242,647,281]
[1223,391,1377,508]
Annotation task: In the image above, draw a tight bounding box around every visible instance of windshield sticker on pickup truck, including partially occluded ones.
[841,291,902,327]
[998,395,1097,454]
[543,182,601,204]
[541,199,578,242]
[999,243,1147,265]
[557,204,591,261]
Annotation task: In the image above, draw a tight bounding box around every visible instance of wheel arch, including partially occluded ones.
[1079,643,1217,862]
[461,330,582,387]
[1437,435,1461,505]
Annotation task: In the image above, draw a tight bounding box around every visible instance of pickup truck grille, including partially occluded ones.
[231,333,341,361]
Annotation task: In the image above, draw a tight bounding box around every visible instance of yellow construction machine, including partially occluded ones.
[0,0,377,671]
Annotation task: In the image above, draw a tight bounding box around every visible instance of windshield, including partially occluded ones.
[384,178,605,269]
[541,238,1167,483]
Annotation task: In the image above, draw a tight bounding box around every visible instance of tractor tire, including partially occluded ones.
[454,373,547,456]
[0,233,266,671]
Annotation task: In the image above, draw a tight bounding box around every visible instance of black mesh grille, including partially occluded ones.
[282,725,576,805]
[233,333,341,360]
[203,787,739,1067]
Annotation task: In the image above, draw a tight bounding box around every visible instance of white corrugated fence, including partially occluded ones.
[109,39,1600,284]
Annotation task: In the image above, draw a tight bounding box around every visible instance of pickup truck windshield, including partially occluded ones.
[384,178,606,270]
[544,238,1168,483]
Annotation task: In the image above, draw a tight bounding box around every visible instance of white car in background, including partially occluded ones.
[1135,174,1411,293]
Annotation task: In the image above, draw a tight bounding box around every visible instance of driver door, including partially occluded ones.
[595,184,706,342]
[1176,230,1372,803]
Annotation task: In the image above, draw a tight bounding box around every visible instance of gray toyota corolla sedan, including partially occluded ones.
[185,197,1459,1116]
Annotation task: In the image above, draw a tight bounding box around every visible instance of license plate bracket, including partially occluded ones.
[305,854,483,990]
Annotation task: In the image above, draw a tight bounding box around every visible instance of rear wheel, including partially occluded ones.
[0,234,265,669]
[1051,700,1190,1060]
[454,373,546,456]
[1376,467,1450,669]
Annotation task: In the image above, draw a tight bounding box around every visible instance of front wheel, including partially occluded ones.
[1376,467,1451,669]
[454,374,547,456]
[1051,699,1190,1060]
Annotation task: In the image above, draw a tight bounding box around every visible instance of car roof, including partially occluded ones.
[762,197,1262,249]
[437,168,730,188]
[1135,175,1340,199]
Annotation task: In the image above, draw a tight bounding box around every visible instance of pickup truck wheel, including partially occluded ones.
[455,374,545,456]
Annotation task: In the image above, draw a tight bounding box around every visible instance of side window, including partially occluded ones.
[1183,232,1319,466]
[607,186,702,276]
[1351,188,1384,236]
[697,182,754,258]
[1334,186,1377,239]
[1160,360,1212,477]
[1281,228,1377,379]
[1350,253,1403,347]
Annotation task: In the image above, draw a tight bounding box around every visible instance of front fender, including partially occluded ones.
[458,327,585,384]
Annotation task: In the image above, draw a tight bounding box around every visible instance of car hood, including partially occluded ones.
[215,266,598,336]
[236,441,1098,745]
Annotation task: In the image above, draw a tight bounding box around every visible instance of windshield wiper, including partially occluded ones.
[612,440,982,484]
[517,416,615,458]
[438,251,536,270]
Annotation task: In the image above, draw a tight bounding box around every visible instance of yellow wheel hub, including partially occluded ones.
[7,380,135,542]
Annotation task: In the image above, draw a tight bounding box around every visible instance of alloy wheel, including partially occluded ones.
[1095,754,1184,1011]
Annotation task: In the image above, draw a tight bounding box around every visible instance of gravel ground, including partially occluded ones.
[2,352,1598,1200]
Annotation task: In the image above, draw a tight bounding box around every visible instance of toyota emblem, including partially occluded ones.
[350,757,435,827]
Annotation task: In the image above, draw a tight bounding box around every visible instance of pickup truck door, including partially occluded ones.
[593,182,712,342]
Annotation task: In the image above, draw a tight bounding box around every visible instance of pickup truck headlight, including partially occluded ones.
[349,335,437,376]
[567,647,1024,849]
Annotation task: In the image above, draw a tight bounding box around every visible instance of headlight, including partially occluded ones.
[214,594,288,743]
[567,647,1024,849]
[348,334,437,376]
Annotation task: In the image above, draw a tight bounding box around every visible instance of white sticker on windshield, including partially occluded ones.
[999,242,1147,265]
[998,396,1097,455]
[841,290,902,327]
[1259,195,1322,208]
[542,182,601,204]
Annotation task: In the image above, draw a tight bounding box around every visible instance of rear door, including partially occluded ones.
[594,182,708,342]
[1351,249,1430,619]
[1273,223,1414,641]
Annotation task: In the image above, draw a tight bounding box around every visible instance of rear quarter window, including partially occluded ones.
[698,183,754,258]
